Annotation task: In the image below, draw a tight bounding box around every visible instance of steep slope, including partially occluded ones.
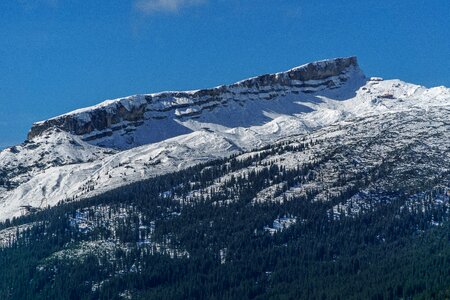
[0,101,449,299]
[0,128,115,214]
[27,57,364,149]
[0,128,114,190]
[0,57,449,222]
[180,106,450,212]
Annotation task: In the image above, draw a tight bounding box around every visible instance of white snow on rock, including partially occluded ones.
[1,57,449,221]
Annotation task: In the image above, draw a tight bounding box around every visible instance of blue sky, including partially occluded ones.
[0,0,449,148]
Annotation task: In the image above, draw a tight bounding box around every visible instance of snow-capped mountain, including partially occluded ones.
[0,56,449,221]
[27,57,364,149]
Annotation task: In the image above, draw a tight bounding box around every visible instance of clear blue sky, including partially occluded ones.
[1,0,449,148]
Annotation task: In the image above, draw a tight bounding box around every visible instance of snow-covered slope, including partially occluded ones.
[27,57,364,149]
[0,128,114,190]
[1,57,449,221]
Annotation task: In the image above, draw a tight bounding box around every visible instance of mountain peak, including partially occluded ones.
[3,57,450,223]
[231,56,359,87]
[27,57,364,147]
[287,56,358,78]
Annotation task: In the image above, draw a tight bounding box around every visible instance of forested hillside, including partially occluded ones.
[1,111,449,299]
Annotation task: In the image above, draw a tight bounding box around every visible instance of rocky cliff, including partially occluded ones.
[27,57,362,149]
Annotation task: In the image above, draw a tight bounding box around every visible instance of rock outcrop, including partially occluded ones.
[27,57,363,149]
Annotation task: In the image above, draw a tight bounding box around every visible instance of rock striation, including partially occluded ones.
[27,57,362,149]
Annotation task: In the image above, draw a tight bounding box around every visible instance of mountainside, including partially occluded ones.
[0,103,449,299]
[0,57,449,222]
[27,57,363,149]
[1,57,450,299]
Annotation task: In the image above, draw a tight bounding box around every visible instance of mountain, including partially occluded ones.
[0,56,450,299]
[1,56,448,222]
[27,57,363,149]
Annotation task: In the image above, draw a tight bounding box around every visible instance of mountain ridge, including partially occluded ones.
[27,56,363,149]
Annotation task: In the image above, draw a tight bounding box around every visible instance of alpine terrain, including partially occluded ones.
[1,57,450,299]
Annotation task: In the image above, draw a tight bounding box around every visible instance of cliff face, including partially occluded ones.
[27,57,363,149]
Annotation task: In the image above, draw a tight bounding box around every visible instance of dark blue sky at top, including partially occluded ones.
[0,0,449,148]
